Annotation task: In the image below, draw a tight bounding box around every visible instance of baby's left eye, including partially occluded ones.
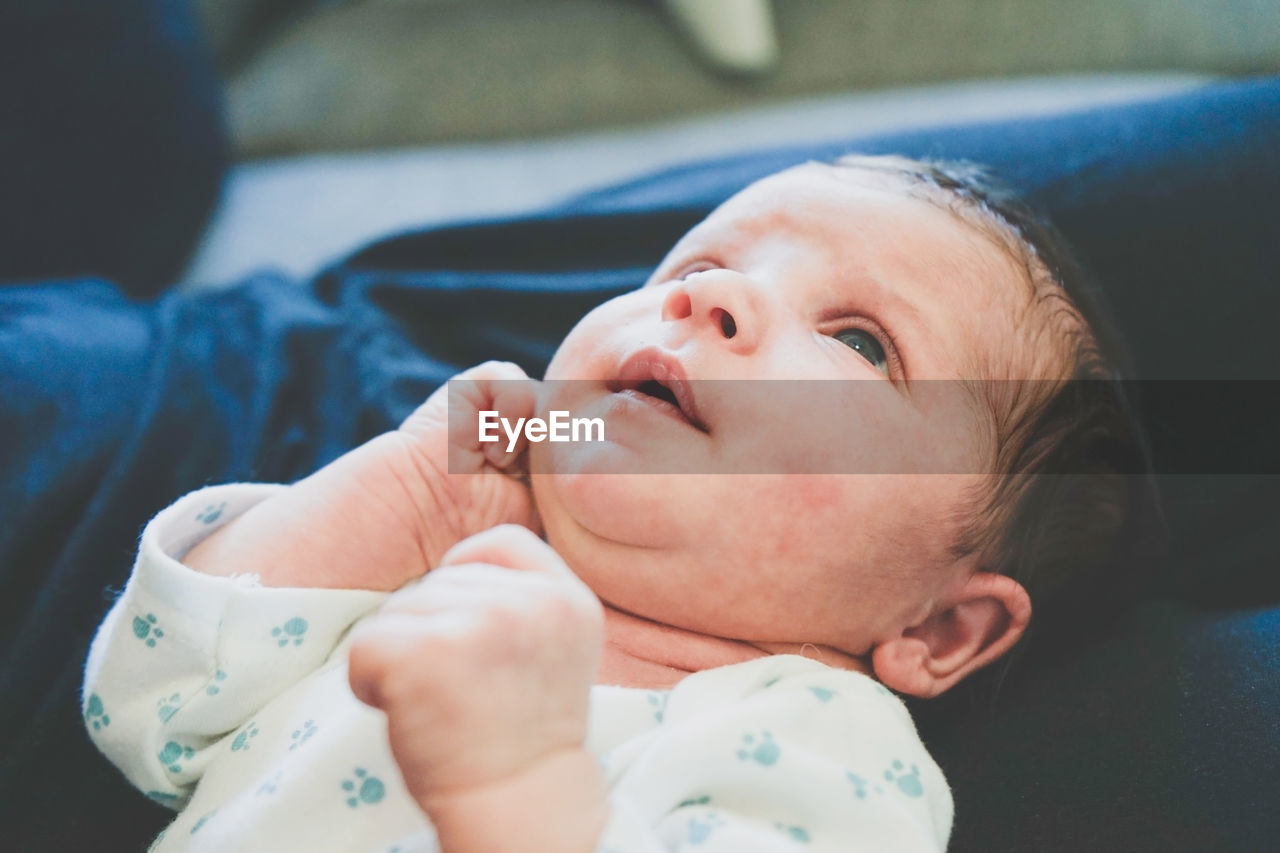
[834,328,889,375]
[674,261,718,279]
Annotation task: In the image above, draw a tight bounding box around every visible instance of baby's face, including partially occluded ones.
[529,163,1038,657]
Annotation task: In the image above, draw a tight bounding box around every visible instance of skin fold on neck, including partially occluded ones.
[598,604,871,689]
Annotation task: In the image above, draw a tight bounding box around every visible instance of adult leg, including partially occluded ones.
[0,272,453,850]
[0,0,227,297]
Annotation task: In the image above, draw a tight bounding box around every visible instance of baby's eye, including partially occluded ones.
[834,328,889,375]
[673,261,718,279]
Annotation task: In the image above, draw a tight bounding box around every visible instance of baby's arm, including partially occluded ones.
[82,484,388,806]
[183,360,539,591]
[84,362,538,804]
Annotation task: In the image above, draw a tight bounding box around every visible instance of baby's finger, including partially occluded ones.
[478,372,539,470]
[445,362,538,470]
[400,360,528,437]
[347,609,478,710]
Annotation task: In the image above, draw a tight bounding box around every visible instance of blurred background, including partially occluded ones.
[196,0,1278,154]
[171,0,1278,284]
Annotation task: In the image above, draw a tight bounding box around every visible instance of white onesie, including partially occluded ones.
[83,485,953,852]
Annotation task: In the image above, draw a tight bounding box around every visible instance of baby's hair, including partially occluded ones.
[831,154,1165,701]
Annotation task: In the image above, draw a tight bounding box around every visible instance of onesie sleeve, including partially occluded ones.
[593,657,952,852]
[81,484,389,809]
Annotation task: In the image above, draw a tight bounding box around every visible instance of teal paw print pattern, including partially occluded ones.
[206,669,227,696]
[647,691,667,723]
[156,693,181,722]
[687,813,725,845]
[231,722,260,752]
[145,790,179,807]
[809,686,836,702]
[774,823,812,843]
[196,502,227,524]
[341,768,386,808]
[677,794,711,808]
[190,809,217,835]
[884,759,924,797]
[132,613,164,647]
[272,617,308,647]
[289,719,318,751]
[257,771,283,797]
[736,730,780,766]
[84,694,111,731]
[159,741,195,774]
[846,771,884,799]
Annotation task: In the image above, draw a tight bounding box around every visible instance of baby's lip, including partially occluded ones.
[608,348,708,433]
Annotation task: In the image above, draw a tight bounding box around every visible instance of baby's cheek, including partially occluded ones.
[767,475,861,516]
[543,308,625,381]
[749,474,894,558]
[704,476,852,564]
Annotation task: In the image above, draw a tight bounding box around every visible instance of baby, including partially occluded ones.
[82,156,1142,852]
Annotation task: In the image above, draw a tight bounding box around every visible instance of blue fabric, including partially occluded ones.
[918,600,1280,853]
[0,0,227,296]
[1,72,1279,850]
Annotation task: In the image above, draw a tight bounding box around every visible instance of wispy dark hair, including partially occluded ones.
[832,154,1166,705]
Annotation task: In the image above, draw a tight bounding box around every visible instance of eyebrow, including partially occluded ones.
[825,264,928,383]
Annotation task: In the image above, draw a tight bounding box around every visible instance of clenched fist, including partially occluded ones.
[348,525,608,852]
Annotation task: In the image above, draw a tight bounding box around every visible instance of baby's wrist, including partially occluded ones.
[180,495,361,588]
[392,427,541,565]
[391,429,471,567]
[184,435,444,590]
[420,747,608,853]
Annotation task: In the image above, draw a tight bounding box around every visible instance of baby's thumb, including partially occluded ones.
[347,615,417,711]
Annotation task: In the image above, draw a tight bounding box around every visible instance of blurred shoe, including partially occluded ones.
[661,0,779,76]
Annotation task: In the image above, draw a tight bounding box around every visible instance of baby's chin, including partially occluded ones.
[525,430,699,538]
[529,465,697,552]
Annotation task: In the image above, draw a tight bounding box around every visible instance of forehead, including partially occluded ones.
[668,163,1041,379]
[693,164,1016,277]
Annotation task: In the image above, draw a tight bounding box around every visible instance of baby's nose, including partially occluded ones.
[660,269,760,353]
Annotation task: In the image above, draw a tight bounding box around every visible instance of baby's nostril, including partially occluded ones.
[716,309,737,339]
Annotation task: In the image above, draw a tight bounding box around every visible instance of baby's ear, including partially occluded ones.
[871,573,1031,699]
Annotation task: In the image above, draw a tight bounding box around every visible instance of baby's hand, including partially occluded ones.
[184,362,539,592]
[348,525,608,852]
[395,360,542,559]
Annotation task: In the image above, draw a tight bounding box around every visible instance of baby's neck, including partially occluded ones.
[598,605,871,689]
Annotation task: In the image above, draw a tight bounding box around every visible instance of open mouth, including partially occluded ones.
[635,378,682,411]
[609,352,708,433]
